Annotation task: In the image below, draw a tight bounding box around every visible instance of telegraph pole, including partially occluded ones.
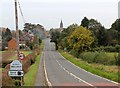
[15,0,23,86]
[15,0,19,55]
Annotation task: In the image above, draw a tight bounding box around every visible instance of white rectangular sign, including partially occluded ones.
[8,71,24,77]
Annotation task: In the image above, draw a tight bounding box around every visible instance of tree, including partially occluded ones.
[111,18,120,32]
[81,17,89,28]
[33,35,39,49]
[68,26,94,53]
[88,19,107,46]
[50,30,60,50]
[106,29,119,45]
[58,24,78,50]
[5,28,12,42]
[110,18,120,45]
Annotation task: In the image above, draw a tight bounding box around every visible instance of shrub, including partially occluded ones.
[92,46,120,52]
[23,48,40,73]
[115,52,120,66]
[79,51,118,65]
[79,52,96,63]
[94,52,109,65]
[104,46,116,52]
[2,65,15,86]
[70,49,79,58]
[2,60,12,68]
[115,45,120,52]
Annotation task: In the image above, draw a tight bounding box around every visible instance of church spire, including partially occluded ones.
[60,20,63,28]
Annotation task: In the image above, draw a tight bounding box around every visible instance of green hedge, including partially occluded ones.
[79,52,118,65]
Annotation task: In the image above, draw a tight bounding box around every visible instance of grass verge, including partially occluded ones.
[0,68,2,72]
[24,42,44,86]
[59,50,119,83]
[24,55,40,86]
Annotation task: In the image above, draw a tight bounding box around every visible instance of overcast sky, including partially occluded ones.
[0,0,119,30]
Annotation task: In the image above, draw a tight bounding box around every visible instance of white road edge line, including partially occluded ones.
[43,52,52,87]
[58,52,119,85]
[56,59,95,88]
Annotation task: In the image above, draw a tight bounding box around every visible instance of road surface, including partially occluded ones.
[36,38,119,88]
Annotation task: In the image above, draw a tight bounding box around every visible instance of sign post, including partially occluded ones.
[9,60,24,77]
[18,53,25,60]
[18,52,25,85]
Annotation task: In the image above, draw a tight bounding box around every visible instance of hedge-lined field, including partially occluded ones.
[79,52,118,65]
[1,51,32,68]
[59,50,120,83]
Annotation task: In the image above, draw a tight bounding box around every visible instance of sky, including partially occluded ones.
[0,0,120,30]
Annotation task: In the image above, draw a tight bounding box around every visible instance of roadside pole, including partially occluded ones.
[14,0,23,86]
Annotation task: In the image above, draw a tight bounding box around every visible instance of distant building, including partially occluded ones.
[60,20,63,28]
[53,20,64,33]
[8,38,17,50]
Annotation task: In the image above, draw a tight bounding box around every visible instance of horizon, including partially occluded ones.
[1,0,119,30]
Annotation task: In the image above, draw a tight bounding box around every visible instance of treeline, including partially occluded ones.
[50,17,120,65]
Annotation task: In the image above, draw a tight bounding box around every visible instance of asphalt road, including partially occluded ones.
[36,38,119,88]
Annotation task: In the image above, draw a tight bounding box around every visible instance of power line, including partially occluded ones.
[18,0,26,24]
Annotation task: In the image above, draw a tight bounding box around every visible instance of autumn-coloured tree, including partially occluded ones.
[68,26,94,53]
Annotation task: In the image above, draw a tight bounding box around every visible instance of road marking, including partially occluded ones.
[58,52,119,85]
[51,51,95,87]
[56,59,95,88]
[43,52,52,87]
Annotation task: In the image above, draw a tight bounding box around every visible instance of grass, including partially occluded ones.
[59,50,119,83]
[20,51,32,56]
[0,68,2,72]
[24,55,40,86]
[24,42,44,86]
[3,51,32,61]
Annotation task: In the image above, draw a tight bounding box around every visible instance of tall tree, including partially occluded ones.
[50,30,60,50]
[88,19,107,46]
[68,26,94,53]
[59,24,78,50]
[111,18,120,32]
[5,28,12,42]
[81,17,89,28]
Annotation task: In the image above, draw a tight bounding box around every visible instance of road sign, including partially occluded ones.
[9,70,24,77]
[18,53,25,60]
[10,60,22,71]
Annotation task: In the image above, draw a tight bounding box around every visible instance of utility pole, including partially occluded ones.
[15,0,19,55]
[15,0,23,86]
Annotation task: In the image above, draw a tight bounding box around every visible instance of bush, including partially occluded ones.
[79,52,96,63]
[92,45,120,52]
[94,52,109,65]
[115,52,120,66]
[70,49,79,58]
[23,48,40,73]
[79,51,118,65]
[2,60,12,68]
[104,46,116,52]
[2,65,15,86]
[115,45,120,52]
